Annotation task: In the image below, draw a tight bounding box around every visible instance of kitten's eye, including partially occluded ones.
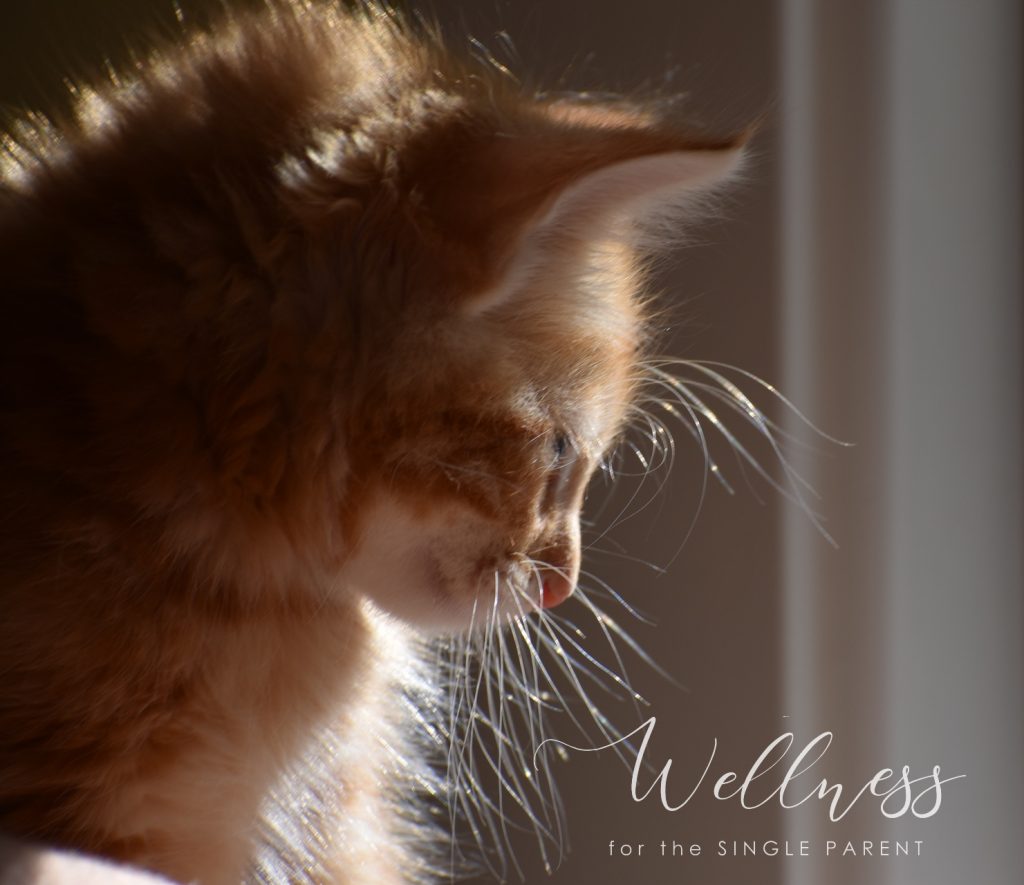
[541,432,576,514]
[553,433,572,464]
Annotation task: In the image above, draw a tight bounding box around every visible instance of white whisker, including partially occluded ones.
[429,358,835,879]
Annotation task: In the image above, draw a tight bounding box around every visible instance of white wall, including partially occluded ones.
[783,1,1023,883]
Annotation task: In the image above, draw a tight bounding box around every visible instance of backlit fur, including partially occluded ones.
[0,2,747,882]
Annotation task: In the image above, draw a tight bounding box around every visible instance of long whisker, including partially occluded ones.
[433,358,836,879]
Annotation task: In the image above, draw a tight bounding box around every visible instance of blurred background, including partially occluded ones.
[2,2,1020,884]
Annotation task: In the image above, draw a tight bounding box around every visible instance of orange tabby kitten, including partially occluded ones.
[0,2,745,882]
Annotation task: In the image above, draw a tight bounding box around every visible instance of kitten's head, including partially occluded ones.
[4,5,744,633]
[286,18,750,632]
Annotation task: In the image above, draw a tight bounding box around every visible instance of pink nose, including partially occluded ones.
[540,570,575,609]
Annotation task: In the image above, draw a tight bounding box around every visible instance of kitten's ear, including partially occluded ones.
[521,104,749,239]
[413,104,750,307]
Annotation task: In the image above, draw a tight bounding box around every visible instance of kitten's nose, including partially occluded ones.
[540,570,575,608]
[534,528,580,609]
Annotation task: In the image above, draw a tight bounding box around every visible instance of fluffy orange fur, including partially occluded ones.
[0,2,744,882]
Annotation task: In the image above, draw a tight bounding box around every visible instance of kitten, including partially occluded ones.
[0,2,746,883]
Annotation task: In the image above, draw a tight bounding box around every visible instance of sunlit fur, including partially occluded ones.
[0,2,757,883]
